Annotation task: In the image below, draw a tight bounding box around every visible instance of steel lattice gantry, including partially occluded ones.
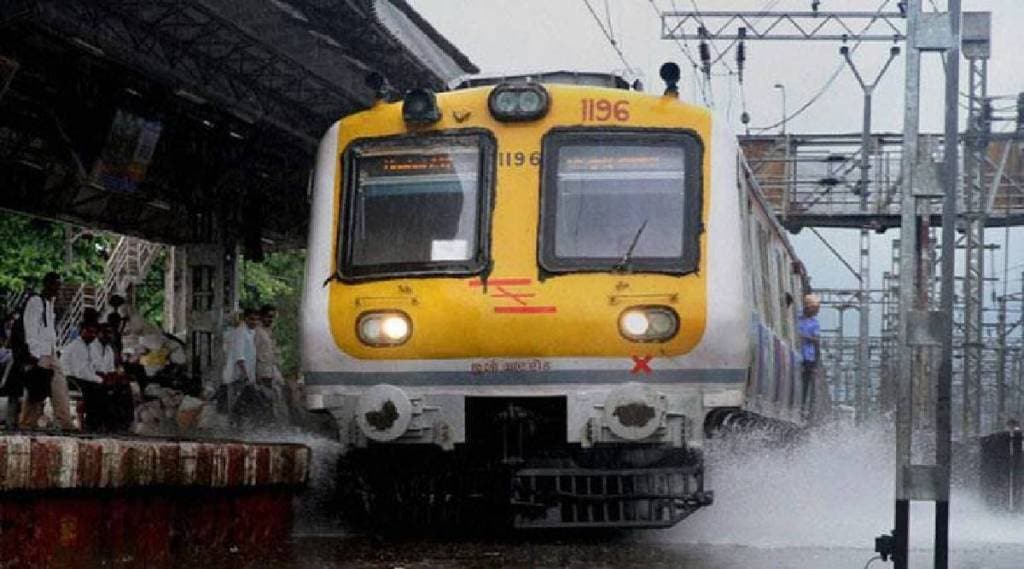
[661,10,907,42]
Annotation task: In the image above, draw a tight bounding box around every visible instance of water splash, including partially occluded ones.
[653,422,1024,550]
[212,424,347,536]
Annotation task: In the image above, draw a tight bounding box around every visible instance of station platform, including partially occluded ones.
[0,433,310,568]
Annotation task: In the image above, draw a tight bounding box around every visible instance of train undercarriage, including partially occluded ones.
[336,396,713,531]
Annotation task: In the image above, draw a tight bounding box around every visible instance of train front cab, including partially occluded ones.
[301,75,756,529]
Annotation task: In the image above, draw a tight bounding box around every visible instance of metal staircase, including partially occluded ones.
[57,236,163,346]
[3,289,31,314]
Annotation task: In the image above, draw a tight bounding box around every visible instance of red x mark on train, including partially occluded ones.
[468,278,557,314]
[631,356,653,374]
[491,286,535,306]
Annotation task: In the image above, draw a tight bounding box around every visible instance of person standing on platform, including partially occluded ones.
[798,293,822,420]
[223,307,259,423]
[255,304,289,423]
[18,272,76,430]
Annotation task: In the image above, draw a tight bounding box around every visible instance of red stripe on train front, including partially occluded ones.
[493,306,557,314]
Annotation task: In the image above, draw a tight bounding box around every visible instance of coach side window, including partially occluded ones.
[747,200,762,315]
[757,224,776,331]
[775,251,793,342]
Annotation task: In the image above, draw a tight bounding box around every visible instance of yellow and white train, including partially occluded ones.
[301,67,811,529]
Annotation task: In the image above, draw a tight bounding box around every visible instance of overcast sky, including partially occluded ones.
[410,0,1024,333]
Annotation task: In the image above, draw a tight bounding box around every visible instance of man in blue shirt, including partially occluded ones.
[798,294,821,419]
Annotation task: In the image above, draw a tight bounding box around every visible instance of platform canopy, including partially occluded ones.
[0,0,476,247]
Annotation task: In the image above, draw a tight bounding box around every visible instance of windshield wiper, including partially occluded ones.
[614,218,648,272]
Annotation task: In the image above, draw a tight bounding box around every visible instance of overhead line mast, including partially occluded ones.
[657,3,965,568]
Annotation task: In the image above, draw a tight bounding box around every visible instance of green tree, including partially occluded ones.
[1,210,308,376]
[134,251,167,327]
[0,211,113,297]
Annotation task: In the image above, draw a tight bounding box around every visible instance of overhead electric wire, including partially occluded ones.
[809,227,863,282]
[684,0,733,74]
[582,0,635,75]
[723,0,782,128]
[673,0,715,105]
[751,0,893,132]
[725,72,735,120]
[648,0,700,69]
[604,0,615,42]
[708,0,784,68]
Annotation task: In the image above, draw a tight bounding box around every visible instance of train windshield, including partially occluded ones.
[539,130,702,274]
[341,133,493,279]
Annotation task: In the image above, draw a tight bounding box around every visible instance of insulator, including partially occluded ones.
[736,28,746,83]
[699,44,711,77]
[698,26,712,76]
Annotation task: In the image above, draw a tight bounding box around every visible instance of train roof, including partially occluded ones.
[456,71,631,90]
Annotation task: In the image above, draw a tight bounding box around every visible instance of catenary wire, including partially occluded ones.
[674,0,716,105]
[684,0,734,74]
[581,0,635,75]
[648,0,706,103]
[751,0,893,132]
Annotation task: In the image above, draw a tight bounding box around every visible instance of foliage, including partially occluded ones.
[0,211,114,295]
[0,210,307,376]
[241,250,306,377]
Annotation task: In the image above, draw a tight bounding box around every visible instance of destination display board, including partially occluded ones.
[357,141,480,180]
[560,144,685,174]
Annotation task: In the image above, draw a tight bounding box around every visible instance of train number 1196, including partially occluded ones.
[581,99,630,122]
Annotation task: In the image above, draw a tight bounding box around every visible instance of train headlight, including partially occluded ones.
[488,83,549,122]
[618,306,679,342]
[621,311,650,336]
[357,311,412,346]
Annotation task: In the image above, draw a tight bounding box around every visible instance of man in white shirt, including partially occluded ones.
[18,272,75,430]
[222,307,259,423]
[61,321,108,431]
